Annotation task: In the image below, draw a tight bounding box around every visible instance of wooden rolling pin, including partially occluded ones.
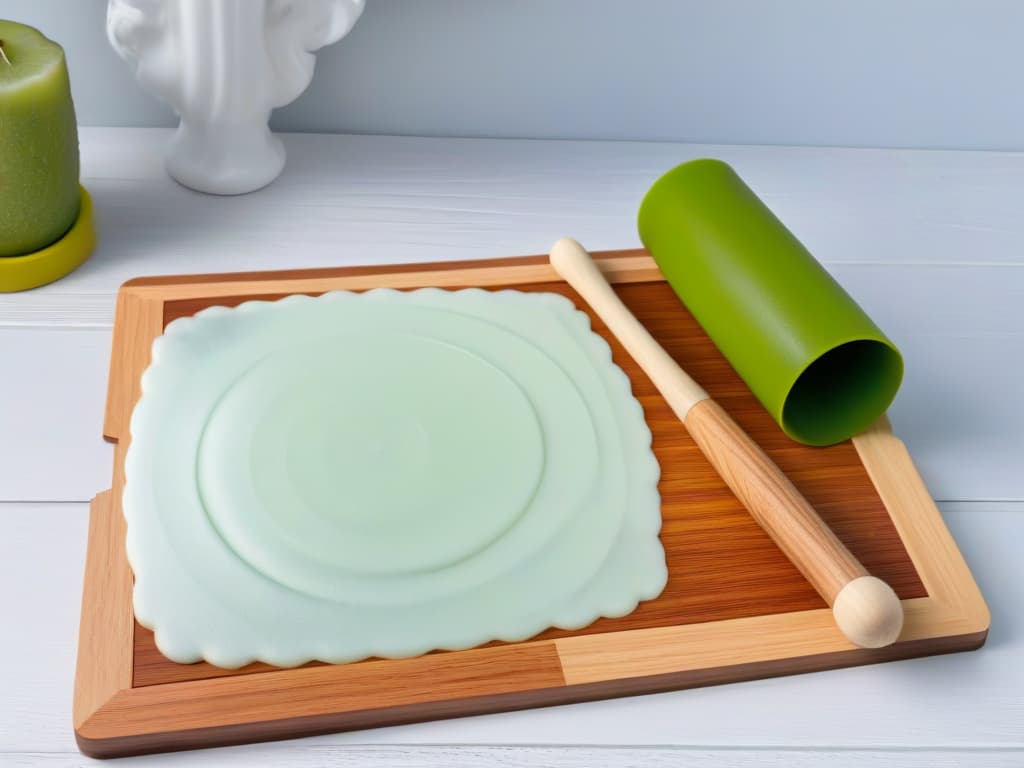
[550,238,904,648]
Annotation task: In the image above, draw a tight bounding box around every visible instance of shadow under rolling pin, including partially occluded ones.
[549,238,904,649]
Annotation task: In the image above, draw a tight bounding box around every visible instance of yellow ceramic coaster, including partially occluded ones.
[0,186,95,292]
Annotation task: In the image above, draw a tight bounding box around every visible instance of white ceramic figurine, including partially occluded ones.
[107,0,365,194]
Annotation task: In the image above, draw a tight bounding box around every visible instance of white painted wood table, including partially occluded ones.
[2,128,1022,767]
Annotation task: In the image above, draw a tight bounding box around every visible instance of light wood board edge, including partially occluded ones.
[853,418,990,630]
[103,291,165,442]
[554,419,990,686]
[77,638,566,751]
[77,252,989,755]
[122,251,661,301]
[73,491,134,732]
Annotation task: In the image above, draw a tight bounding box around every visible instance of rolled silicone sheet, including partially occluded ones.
[124,289,666,667]
[638,159,902,446]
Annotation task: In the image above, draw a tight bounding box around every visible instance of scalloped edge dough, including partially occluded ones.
[125,288,666,668]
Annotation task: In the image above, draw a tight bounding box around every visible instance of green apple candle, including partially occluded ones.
[0,20,81,257]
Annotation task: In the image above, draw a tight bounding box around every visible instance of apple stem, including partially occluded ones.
[0,42,10,67]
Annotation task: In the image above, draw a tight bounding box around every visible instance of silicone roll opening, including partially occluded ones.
[781,340,903,446]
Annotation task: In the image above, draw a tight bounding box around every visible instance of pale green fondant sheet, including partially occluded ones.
[125,288,666,668]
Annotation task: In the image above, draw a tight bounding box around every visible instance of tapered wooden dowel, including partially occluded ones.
[550,238,904,648]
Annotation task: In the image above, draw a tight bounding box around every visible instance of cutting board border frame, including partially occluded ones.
[74,249,989,758]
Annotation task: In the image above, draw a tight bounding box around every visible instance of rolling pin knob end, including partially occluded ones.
[549,238,589,275]
[832,576,904,648]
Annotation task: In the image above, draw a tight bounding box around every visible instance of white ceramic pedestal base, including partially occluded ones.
[167,120,285,196]
[107,0,365,195]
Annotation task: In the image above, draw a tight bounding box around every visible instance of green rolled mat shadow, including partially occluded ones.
[638,159,903,446]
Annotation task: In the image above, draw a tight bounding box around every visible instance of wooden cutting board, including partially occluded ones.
[74,249,989,758]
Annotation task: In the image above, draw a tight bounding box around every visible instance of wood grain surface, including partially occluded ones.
[135,275,925,688]
[683,398,870,604]
[74,250,986,758]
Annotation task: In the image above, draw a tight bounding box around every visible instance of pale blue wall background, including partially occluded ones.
[5,0,1024,149]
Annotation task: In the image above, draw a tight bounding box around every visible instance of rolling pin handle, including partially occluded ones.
[551,237,905,649]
